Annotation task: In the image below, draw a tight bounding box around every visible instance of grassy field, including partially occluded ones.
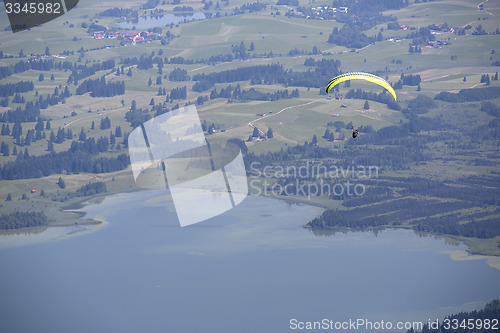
[0,0,497,155]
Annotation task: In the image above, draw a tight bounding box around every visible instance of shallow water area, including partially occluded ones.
[0,190,499,333]
[118,13,206,29]
[0,224,92,249]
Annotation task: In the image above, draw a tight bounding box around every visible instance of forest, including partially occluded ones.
[0,81,34,97]
[76,76,125,97]
[407,299,500,333]
[0,211,48,230]
[191,59,342,91]
[0,150,129,180]
[208,84,300,102]
[435,86,500,102]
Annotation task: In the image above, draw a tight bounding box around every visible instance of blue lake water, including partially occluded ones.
[118,13,206,30]
[0,191,499,333]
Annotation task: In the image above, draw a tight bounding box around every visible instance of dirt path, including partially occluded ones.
[479,0,495,16]
[189,66,210,73]
[63,106,124,128]
[461,0,494,28]
[248,100,318,135]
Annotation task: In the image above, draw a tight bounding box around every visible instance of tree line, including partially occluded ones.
[0,100,41,123]
[0,211,48,230]
[407,299,500,333]
[480,101,500,117]
[169,68,190,81]
[126,107,152,128]
[192,60,341,92]
[308,189,500,238]
[435,86,500,103]
[234,2,266,14]
[308,198,471,230]
[399,73,421,86]
[69,136,112,154]
[76,76,125,97]
[0,81,34,97]
[0,148,129,179]
[42,180,108,203]
[345,88,400,110]
[406,26,435,45]
[328,23,383,49]
[67,59,116,84]
[97,7,138,18]
[0,59,57,80]
[0,58,114,81]
[192,64,285,87]
[0,86,71,123]
[209,84,300,101]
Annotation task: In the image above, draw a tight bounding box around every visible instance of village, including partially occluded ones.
[285,5,348,20]
[91,30,162,44]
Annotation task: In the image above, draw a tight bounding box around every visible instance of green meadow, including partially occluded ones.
[0,0,498,156]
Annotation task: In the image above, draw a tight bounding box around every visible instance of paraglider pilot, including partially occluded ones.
[352,126,359,138]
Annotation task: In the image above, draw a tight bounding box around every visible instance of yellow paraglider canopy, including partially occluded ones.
[326,72,397,101]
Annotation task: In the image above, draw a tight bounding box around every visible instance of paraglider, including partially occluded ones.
[325,72,397,101]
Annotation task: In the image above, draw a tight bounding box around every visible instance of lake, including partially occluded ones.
[0,190,499,333]
[118,13,206,30]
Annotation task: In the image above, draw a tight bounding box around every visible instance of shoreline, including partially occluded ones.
[302,223,500,258]
[0,184,146,245]
[1,186,499,259]
[56,185,149,225]
[262,192,500,258]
